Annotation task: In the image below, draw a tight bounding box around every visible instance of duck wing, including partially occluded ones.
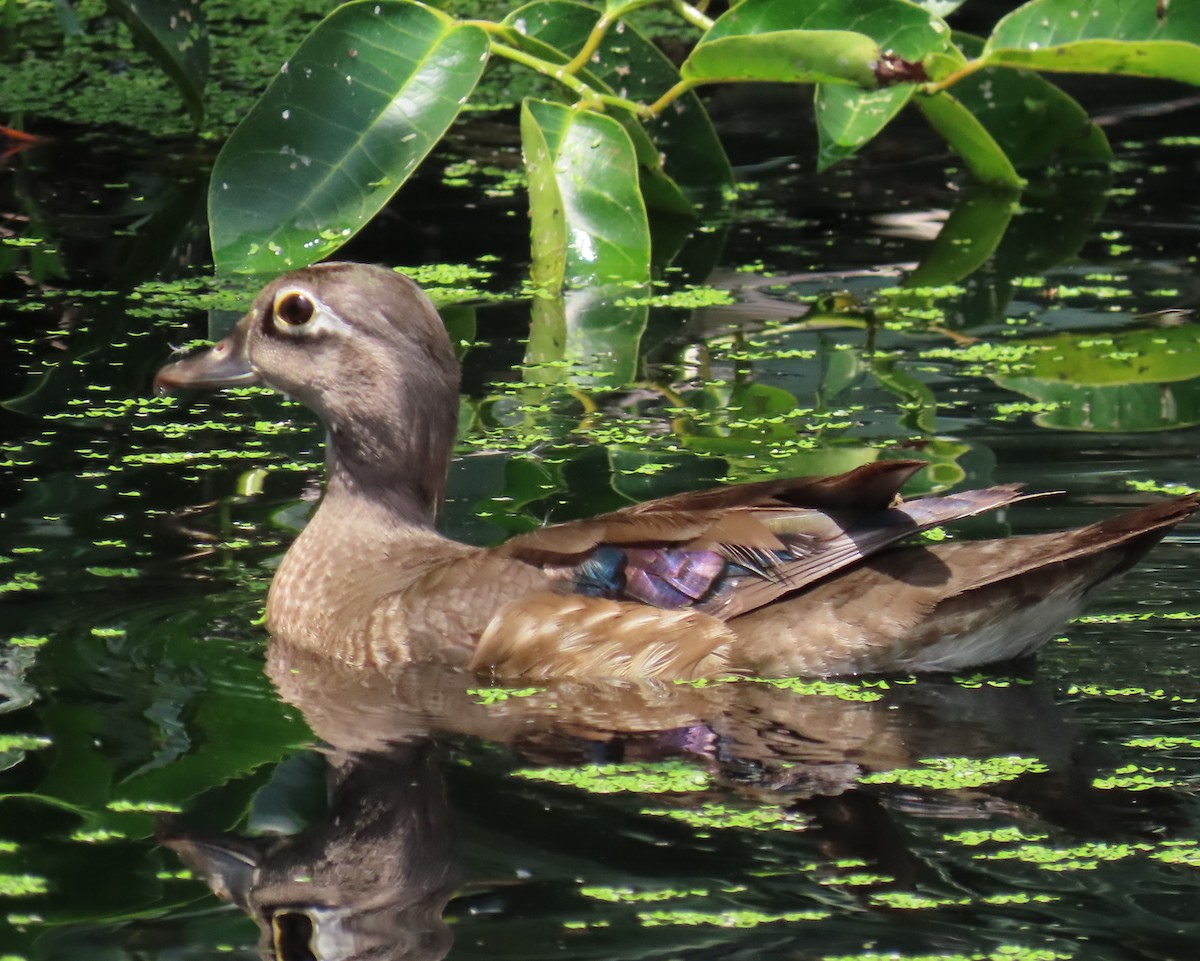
[732,494,1200,676]
[503,460,925,562]
[501,460,1031,620]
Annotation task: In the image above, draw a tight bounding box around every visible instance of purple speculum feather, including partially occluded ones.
[571,543,783,609]
[619,547,727,608]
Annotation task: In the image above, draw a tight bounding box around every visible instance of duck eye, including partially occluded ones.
[274,291,315,328]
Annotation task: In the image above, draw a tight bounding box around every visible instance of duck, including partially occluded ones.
[154,262,1199,680]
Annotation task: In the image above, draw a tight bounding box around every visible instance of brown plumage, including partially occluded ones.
[154,263,1198,679]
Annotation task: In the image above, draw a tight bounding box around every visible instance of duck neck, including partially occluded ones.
[267,405,458,654]
[319,381,459,530]
[324,430,445,530]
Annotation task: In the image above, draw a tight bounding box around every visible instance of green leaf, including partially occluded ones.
[815,85,912,170]
[440,304,476,361]
[107,0,209,124]
[913,32,1108,191]
[677,380,806,458]
[983,0,1200,84]
[118,683,306,804]
[604,0,657,13]
[906,187,1016,287]
[504,1,734,206]
[819,345,865,400]
[684,0,950,88]
[209,1,488,274]
[810,0,956,166]
[998,378,1200,433]
[947,32,1111,169]
[685,28,878,87]
[526,286,648,388]
[958,321,1200,432]
[915,90,1023,189]
[521,98,651,289]
[995,320,1200,433]
[1005,323,1200,387]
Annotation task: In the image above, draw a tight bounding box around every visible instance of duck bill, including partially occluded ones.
[154,324,260,395]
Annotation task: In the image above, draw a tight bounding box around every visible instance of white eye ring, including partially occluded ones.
[268,288,351,338]
[273,289,316,331]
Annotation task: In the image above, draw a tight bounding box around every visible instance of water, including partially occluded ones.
[3,83,1200,961]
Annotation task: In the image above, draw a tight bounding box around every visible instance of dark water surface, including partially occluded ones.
[3,90,1200,961]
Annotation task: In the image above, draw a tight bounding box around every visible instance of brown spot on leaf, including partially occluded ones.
[874,53,928,86]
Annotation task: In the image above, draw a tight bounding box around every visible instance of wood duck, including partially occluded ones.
[154,263,1198,679]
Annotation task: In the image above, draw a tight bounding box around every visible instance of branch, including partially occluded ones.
[490,40,645,115]
[644,78,699,117]
[920,58,986,95]
[671,0,714,31]
[563,12,615,75]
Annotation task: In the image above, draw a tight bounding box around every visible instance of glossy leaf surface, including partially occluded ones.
[685,0,949,88]
[815,85,912,170]
[984,0,1200,83]
[526,286,648,389]
[948,32,1111,169]
[521,98,651,290]
[1008,323,1200,387]
[504,0,734,205]
[209,1,487,274]
[684,22,877,86]
[997,323,1200,432]
[500,10,692,216]
[912,0,968,14]
[906,188,1017,287]
[916,90,1023,189]
[807,0,951,167]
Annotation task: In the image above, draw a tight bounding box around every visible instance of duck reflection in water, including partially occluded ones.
[160,645,1184,961]
[161,739,456,961]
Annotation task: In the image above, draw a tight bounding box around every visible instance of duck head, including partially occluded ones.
[155,263,461,525]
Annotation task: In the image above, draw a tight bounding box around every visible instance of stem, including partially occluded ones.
[563,0,676,74]
[584,93,651,114]
[671,0,714,31]
[563,13,614,75]
[567,388,600,415]
[462,19,513,37]
[490,40,600,100]
[920,58,986,95]
[490,40,645,115]
[644,78,698,117]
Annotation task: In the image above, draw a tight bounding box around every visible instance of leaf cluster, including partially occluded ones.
[179,0,1200,279]
[16,1,1200,286]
